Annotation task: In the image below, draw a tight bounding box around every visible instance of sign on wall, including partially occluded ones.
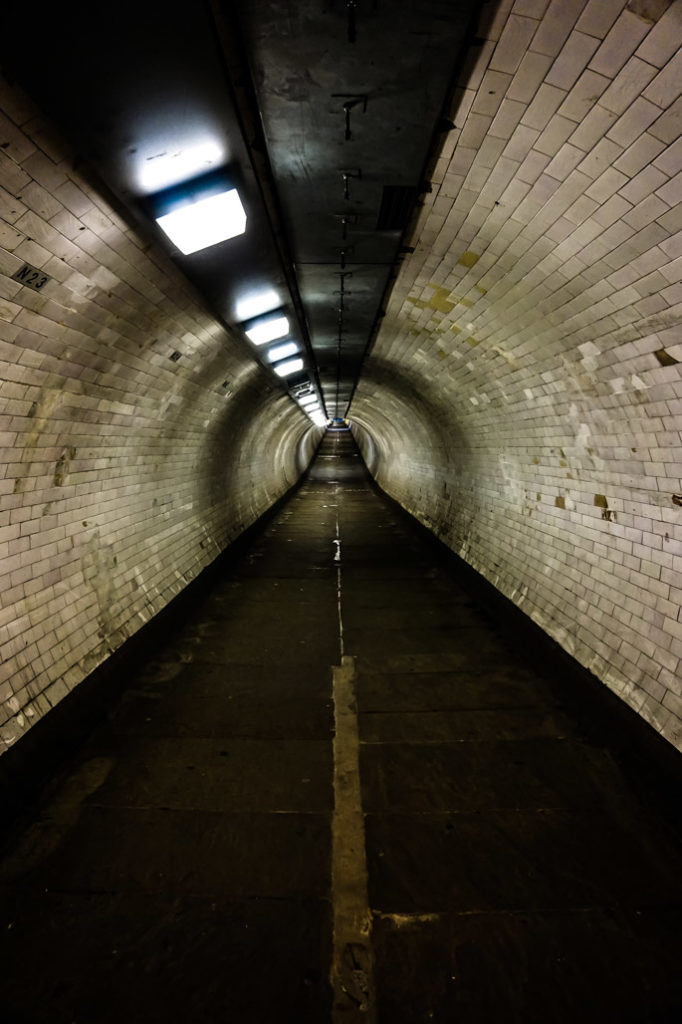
[12,262,51,291]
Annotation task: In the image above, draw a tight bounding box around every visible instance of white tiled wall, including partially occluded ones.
[0,75,319,753]
[352,0,682,751]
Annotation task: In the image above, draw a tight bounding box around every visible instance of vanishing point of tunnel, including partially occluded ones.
[1,2,682,1022]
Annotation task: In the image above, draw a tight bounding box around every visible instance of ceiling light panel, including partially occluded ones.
[267,341,298,362]
[273,357,304,377]
[154,176,247,255]
[245,314,290,345]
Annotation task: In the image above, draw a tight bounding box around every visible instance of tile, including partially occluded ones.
[530,0,588,57]
[371,906,682,1024]
[576,0,627,40]
[1,806,331,898]
[507,51,554,103]
[545,31,600,90]
[88,737,333,813]
[636,3,682,67]
[588,11,651,77]
[364,805,682,911]
[607,97,662,147]
[490,15,540,74]
[344,624,511,659]
[0,891,332,1024]
[355,667,554,712]
[104,689,333,741]
[358,706,573,743]
[359,737,635,813]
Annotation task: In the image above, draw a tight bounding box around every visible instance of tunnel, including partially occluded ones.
[0,1,682,1020]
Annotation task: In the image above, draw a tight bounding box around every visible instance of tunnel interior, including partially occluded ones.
[0,0,680,757]
[1,0,682,1019]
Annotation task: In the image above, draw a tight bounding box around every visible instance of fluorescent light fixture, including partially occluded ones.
[310,412,328,427]
[300,397,319,409]
[245,314,290,345]
[236,289,280,321]
[267,341,299,363]
[273,357,304,378]
[152,170,246,255]
[156,192,246,255]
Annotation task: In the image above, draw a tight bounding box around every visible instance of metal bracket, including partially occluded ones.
[336,246,354,269]
[340,167,362,201]
[332,94,368,140]
[334,212,358,240]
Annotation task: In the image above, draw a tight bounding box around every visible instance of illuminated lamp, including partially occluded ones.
[152,170,246,255]
[267,341,299,363]
[245,312,290,345]
[273,357,304,378]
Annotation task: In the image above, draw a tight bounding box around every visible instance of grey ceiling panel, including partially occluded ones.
[227,0,479,417]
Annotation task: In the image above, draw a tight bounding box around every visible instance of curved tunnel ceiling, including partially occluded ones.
[0,0,480,419]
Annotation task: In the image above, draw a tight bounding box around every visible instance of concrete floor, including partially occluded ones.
[1,429,682,1022]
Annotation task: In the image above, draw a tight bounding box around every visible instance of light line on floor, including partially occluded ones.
[335,489,344,660]
[330,462,375,1020]
[331,655,376,1021]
